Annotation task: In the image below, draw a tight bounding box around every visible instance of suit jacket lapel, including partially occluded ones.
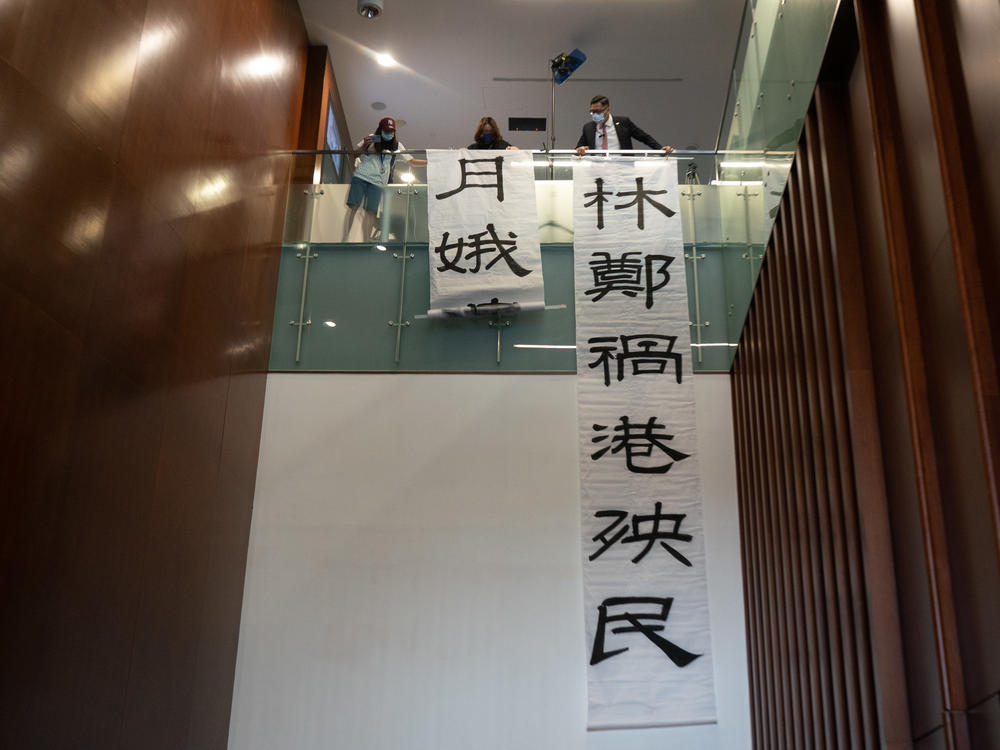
[613,119,627,149]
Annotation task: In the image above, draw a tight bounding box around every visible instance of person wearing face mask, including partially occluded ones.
[344,116,425,241]
[467,117,517,150]
[575,95,675,155]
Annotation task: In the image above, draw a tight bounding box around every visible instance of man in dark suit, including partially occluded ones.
[575,95,674,155]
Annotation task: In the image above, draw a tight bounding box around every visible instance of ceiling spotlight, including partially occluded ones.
[357,0,383,18]
[375,52,396,67]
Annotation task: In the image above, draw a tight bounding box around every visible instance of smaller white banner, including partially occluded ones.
[426,150,545,310]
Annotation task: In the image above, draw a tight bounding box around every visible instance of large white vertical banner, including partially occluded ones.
[574,158,716,728]
[426,149,545,312]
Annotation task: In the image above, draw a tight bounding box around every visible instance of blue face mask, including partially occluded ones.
[481,132,495,144]
[381,132,395,142]
[591,111,606,124]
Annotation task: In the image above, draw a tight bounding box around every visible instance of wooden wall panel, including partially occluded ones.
[732,1,1000,748]
[922,0,1000,561]
[0,0,308,747]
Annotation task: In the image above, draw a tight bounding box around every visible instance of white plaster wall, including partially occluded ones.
[228,373,749,750]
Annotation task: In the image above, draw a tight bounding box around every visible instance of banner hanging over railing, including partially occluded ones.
[573,158,716,729]
[426,150,545,313]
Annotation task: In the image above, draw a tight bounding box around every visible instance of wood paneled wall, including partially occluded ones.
[0,0,308,746]
[732,1,1000,748]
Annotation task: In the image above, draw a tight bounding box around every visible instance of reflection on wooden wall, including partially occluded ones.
[732,1,1000,748]
[0,0,308,746]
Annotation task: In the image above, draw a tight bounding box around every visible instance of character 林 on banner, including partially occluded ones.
[575,95,675,155]
[343,116,426,242]
[584,176,676,230]
[467,117,518,150]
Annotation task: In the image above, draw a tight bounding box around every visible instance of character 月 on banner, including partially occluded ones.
[588,334,683,387]
[588,502,693,565]
[583,177,675,230]
[434,156,505,202]
[591,416,690,474]
[590,596,702,667]
[433,223,532,277]
[585,251,673,309]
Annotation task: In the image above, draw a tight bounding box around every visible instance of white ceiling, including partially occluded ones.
[297,0,747,153]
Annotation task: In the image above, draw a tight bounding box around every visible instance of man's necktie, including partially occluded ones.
[601,128,608,150]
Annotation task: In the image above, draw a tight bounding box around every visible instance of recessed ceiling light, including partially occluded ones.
[376,53,396,67]
[371,101,387,110]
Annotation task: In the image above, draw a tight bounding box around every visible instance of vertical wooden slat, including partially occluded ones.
[739,332,770,750]
[803,106,880,749]
[754,262,794,747]
[767,187,824,748]
[911,0,1000,564]
[740,302,766,747]
[731,351,763,749]
[741,327,767,750]
[793,143,868,750]
[783,175,854,749]
[813,79,914,750]
[760,222,807,749]
[771,175,837,750]
[748,278,781,749]
[756,245,783,749]
[853,2,972,747]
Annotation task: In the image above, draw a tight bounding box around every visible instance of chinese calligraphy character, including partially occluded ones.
[434,231,465,273]
[583,177,676,230]
[623,502,692,565]
[591,416,690,474]
[643,254,673,308]
[586,251,642,301]
[435,157,505,202]
[433,224,532,277]
[585,252,674,309]
[614,177,675,229]
[590,596,701,667]
[587,334,683,387]
[589,509,629,561]
[589,503,693,565]
[583,177,612,229]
